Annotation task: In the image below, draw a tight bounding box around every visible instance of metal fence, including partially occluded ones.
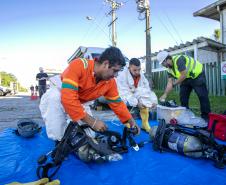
[151,60,226,96]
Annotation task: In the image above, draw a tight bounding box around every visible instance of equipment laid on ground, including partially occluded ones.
[37,122,141,179]
[159,100,178,108]
[157,101,186,124]
[150,119,226,169]
[15,119,41,138]
[157,100,207,128]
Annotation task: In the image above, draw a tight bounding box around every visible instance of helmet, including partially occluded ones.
[16,119,41,138]
[157,51,169,64]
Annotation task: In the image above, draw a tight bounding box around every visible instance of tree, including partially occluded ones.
[214,29,220,41]
[0,71,27,92]
[0,71,17,87]
[18,84,28,92]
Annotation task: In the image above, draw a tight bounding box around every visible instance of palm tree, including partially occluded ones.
[214,29,220,41]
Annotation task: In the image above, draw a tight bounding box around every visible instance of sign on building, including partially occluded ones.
[221,61,226,80]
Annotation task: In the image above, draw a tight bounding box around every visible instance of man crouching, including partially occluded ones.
[40,47,140,142]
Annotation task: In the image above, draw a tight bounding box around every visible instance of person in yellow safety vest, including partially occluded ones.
[157,51,211,122]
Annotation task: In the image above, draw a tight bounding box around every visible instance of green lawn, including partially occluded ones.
[154,90,226,115]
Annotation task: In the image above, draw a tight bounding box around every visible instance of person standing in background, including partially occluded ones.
[30,85,34,96]
[36,67,48,99]
[35,85,39,96]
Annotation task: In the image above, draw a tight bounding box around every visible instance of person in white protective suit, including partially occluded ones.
[116,58,158,132]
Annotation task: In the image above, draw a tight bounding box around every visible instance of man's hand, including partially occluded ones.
[150,103,157,109]
[176,70,186,85]
[159,93,167,102]
[91,119,108,132]
[137,102,145,109]
[126,118,140,135]
[81,114,107,132]
[39,77,47,80]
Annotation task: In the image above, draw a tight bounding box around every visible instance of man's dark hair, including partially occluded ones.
[129,58,141,67]
[165,55,172,61]
[98,47,126,68]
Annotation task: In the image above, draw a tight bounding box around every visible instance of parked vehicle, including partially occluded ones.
[67,46,105,63]
[0,85,12,96]
[68,46,129,64]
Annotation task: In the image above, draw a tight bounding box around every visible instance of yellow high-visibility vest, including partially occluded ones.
[168,55,203,79]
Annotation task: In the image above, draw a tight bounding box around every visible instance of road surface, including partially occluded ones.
[0,93,118,132]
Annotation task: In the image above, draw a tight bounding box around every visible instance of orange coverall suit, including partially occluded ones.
[61,58,132,123]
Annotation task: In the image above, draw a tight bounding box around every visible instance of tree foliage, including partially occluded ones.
[0,71,17,87]
[214,29,220,41]
[18,84,27,92]
[0,71,27,92]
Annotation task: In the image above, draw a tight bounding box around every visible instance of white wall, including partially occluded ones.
[197,49,218,64]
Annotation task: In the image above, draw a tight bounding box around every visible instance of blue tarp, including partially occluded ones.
[0,120,226,185]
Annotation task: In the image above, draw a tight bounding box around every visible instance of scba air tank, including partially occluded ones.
[150,126,203,158]
[164,131,202,158]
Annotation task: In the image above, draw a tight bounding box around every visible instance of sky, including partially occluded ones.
[0,0,220,87]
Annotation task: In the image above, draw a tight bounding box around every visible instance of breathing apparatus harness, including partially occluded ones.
[153,119,226,169]
[37,121,141,180]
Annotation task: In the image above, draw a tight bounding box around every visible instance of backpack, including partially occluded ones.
[208,113,226,141]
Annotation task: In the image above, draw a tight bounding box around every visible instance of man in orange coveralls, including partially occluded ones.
[61,46,140,134]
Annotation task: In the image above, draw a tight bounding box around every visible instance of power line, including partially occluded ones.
[105,0,124,46]
[119,17,140,36]
[157,15,179,46]
[79,4,105,45]
[122,0,132,4]
[108,0,134,41]
[163,12,184,44]
[90,13,112,44]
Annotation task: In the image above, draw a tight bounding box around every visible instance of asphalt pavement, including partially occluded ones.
[0,93,43,132]
[0,93,118,132]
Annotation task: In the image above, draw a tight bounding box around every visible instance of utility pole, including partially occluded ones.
[111,3,117,46]
[135,0,152,83]
[145,1,152,82]
[105,0,123,46]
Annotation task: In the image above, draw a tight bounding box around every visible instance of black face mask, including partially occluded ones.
[165,63,173,69]
[168,64,173,68]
